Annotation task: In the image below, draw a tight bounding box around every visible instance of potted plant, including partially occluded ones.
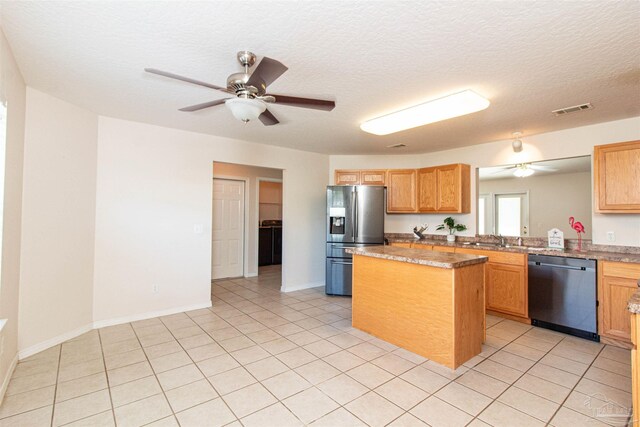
[436,217,467,242]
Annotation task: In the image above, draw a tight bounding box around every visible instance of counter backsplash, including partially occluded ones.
[385,233,640,255]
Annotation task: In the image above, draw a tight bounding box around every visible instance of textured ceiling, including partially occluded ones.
[1,1,639,155]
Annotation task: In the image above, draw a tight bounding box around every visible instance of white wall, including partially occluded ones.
[212,162,282,277]
[0,28,26,400]
[330,117,640,246]
[93,117,329,324]
[479,172,592,239]
[18,88,98,352]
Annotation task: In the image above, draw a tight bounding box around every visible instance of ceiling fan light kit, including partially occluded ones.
[513,163,535,177]
[145,51,335,126]
[226,98,267,123]
[360,89,490,136]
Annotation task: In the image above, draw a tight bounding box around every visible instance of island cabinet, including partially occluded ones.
[350,246,487,369]
[594,140,640,213]
[632,311,639,427]
[386,169,418,212]
[456,248,528,320]
[598,261,640,345]
[418,164,471,213]
[335,169,386,185]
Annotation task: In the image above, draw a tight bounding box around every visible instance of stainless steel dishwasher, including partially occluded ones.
[528,254,598,341]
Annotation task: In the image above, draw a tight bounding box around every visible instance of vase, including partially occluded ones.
[447,235,456,243]
[577,233,583,251]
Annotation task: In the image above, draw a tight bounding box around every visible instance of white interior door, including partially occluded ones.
[212,179,244,279]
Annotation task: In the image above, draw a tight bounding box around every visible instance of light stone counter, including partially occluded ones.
[346,245,487,269]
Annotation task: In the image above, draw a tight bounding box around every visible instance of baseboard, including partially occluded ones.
[18,323,93,360]
[0,352,18,405]
[281,281,324,293]
[92,300,212,329]
[245,273,258,278]
[18,300,212,360]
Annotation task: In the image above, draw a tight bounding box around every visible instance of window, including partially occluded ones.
[478,193,490,235]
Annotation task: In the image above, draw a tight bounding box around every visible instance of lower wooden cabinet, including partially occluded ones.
[485,263,527,317]
[598,261,640,344]
[456,247,528,319]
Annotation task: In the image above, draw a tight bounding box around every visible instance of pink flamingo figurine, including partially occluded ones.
[569,216,585,251]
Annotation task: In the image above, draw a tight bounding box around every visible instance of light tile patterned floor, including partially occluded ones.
[0,265,634,426]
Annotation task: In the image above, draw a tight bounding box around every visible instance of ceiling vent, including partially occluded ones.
[386,143,407,149]
[552,103,593,116]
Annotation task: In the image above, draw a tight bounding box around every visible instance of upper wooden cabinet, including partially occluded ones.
[598,260,640,344]
[335,169,386,185]
[335,170,361,185]
[594,140,640,213]
[418,164,470,213]
[417,168,438,211]
[361,170,386,185]
[386,169,418,213]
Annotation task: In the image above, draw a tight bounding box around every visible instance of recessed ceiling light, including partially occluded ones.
[360,90,490,136]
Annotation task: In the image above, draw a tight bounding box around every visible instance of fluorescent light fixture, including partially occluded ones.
[360,90,490,135]
[513,164,534,177]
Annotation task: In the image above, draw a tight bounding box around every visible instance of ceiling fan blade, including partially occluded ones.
[269,94,336,111]
[258,109,279,126]
[246,57,288,92]
[179,98,231,112]
[145,68,231,93]
[529,165,558,172]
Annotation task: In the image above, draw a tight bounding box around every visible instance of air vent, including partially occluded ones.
[386,143,407,149]
[552,103,593,116]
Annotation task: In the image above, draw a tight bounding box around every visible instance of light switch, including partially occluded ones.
[193,224,204,234]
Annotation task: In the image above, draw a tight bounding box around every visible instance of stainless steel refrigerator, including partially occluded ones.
[326,185,385,296]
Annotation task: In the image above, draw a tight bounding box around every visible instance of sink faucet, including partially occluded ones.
[490,234,506,246]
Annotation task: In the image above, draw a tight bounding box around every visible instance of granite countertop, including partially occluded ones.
[629,279,640,314]
[387,237,640,263]
[346,246,488,269]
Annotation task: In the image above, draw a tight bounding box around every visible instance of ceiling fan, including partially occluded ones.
[145,51,335,126]
[488,163,558,178]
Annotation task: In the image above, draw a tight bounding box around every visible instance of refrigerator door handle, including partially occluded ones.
[354,188,358,238]
[351,190,357,240]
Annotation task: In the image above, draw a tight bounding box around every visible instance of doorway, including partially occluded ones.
[494,192,530,236]
[211,162,284,290]
[211,178,245,279]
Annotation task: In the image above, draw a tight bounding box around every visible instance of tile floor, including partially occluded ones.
[0,265,634,426]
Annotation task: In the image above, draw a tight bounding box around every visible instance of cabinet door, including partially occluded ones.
[386,169,417,213]
[594,140,640,213]
[361,170,386,185]
[599,276,638,342]
[598,261,640,343]
[437,164,470,213]
[417,167,438,212]
[335,170,361,185]
[486,263,527,317]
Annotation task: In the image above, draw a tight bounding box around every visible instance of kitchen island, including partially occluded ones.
[346,246,488,370]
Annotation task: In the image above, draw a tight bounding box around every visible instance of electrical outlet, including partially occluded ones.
[606,232,615,242]
[153,284,159,293]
